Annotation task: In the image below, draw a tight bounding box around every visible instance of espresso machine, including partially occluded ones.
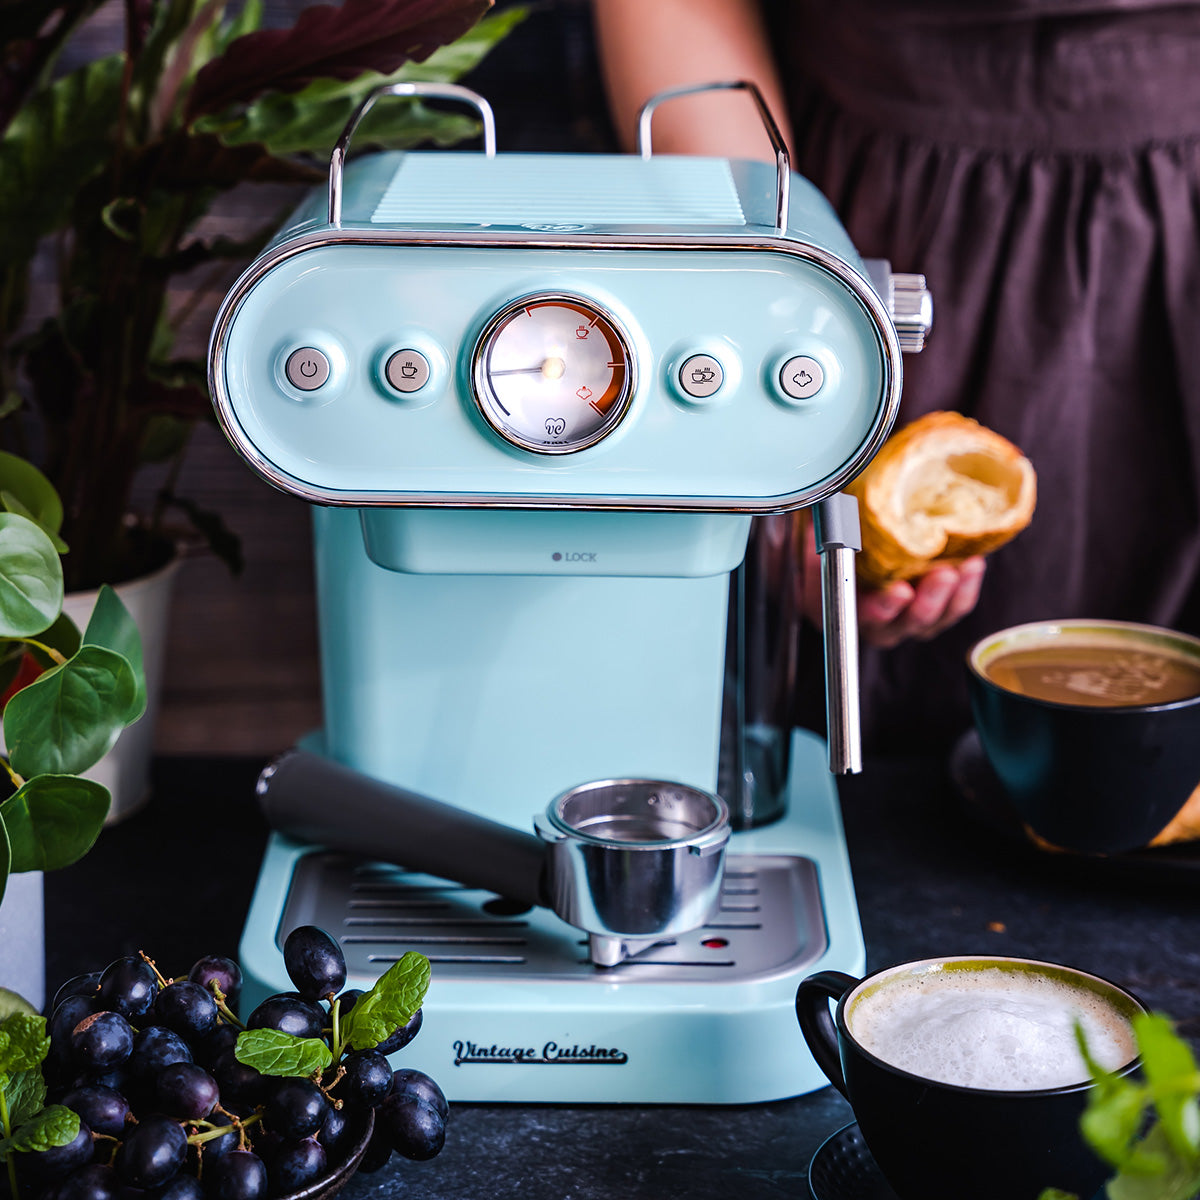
[208,81,930,1103]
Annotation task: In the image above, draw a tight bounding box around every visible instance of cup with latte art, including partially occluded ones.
[966,619,1200,854]
[796,955,1147,1200]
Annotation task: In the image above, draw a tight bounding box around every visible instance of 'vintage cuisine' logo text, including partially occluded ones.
[452,1040,628,1066]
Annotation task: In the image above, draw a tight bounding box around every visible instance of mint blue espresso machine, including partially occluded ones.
[208,82,930,1104]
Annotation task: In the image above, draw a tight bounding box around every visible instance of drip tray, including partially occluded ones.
[280,852,828,984]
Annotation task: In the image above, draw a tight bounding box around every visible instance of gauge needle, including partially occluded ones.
[491,357,567,379]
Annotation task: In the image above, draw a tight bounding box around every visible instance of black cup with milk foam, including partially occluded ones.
[795,955,1147,1200]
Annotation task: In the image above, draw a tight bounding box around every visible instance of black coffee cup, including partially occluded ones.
[967,619,1200,854]
[795,956,1146,1200]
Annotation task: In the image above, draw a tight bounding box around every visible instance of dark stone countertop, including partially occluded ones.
[43,753,1200,1200]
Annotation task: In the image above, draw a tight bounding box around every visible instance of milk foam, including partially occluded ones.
[849,968,1136,1091]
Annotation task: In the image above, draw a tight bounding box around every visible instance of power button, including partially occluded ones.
[284,347,331,391]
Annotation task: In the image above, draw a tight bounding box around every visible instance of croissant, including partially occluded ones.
[847,411,1037,587]
[1149,784,1200,847]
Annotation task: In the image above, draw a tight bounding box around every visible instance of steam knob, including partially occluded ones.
[888,272,933,354]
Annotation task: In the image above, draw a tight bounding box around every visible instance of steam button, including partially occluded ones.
[678,354,724,400]
[778,355,824,402]
[285,347,331,391]
[385,349,431,393]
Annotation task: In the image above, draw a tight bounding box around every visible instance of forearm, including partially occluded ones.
[592,0,792,160]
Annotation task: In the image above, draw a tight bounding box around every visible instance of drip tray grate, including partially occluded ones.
[280,852,827,984]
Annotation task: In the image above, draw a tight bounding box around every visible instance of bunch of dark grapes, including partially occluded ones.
[19,928,446,1200]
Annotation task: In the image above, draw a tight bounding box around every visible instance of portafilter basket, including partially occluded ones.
[258,751,731,966]
[536,779,731,966]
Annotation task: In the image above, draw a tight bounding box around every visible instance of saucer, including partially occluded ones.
[948,729,1200,878]
[807,1122,899,1200]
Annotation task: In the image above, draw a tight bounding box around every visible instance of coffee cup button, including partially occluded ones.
[386,349,431,393]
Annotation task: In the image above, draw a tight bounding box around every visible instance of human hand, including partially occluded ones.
[857,559,987,648]
[800,516,987,648]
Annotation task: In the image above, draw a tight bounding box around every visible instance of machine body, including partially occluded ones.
[209,82,927,1102]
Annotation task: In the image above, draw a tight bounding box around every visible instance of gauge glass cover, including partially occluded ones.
[473,295,635,453]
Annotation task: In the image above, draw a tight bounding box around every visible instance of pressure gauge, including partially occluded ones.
[472,294,636,454]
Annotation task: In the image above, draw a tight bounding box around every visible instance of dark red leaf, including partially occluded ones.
[185,0,490,121]
[137,130,323,190]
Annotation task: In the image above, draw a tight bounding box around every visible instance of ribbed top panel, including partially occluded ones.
[370,154,746,226]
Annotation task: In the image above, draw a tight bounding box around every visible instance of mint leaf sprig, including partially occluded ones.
[232,950,430,1084]
[1038,1013,1200,1200]
[0,1011,80,1196]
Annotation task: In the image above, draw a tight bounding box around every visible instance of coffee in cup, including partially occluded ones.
[967,619,1200,854]
[796,956,1146,1200]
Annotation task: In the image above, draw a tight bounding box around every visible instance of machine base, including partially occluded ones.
[238,729,864,1103]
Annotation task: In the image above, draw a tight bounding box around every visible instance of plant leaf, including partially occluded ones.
[0,513,63,640]
[1135,1013,1200,1160]
[82,586,146,724]
[207,7,525,156]
[0,451,63,539]
[0,991,37,1023]
[5,645,138,777]
[1106,1122,1200,1200]
[0,1012,49,1078]
[341,951,430,1052]
[0,816,8,909]
[4,1067,46,1128]
[234,1029,332,1078]
[0,1103,78,1158]
[0,775,110,873]
[160,494,243,576]
[0,55,124,269]
[185,0,490,121]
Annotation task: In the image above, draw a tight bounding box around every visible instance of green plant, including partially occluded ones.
[0,452,145,905]
[1040,1014,1200,1200]
[0,0,521,591]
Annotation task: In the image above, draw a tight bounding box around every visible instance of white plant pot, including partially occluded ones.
[61,552,182,825]
[0,870,45,1012]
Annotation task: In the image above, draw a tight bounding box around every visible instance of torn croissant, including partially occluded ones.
[847,411,1037,587]
[1149,783,1200,847]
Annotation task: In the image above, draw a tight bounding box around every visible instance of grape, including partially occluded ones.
[97,956,160,1020]
[375,1008,422,1056]
[153,981,218,1040]
[377,1094,444,1161]
[49,995,95,1050]
[315,1106,350,1160]
[211,1050,269,1111]
[155,1062,219,1121]
[60,1084,130,1138]
[129,1026,194,1080]
[389,1068,448,1119]
[153,1174,205,1200]
[334,1051,392,1108]
[245,997,324,1041]
[187,956,243,1008]
[204,1150,268,1200]
[17,1119,93,1183]
[263,1078,327,1140]
[70,1012,134,1072]
[115,1113,188,1189]
[267,1139,327,1196]
[194,1021,239,1069]
[51,972,102,1013]
[198,1123,240,1163]
[54,1163,120,1200]
[282,927,346,1003]
[354,1127,394,1176]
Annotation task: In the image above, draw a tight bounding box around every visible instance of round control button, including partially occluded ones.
[385,349,431,394]
[678,354,724,400]
[778,355,824,401]
[285,347,330,391]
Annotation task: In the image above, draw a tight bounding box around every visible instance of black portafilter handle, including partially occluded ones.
[256,748,550,910]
